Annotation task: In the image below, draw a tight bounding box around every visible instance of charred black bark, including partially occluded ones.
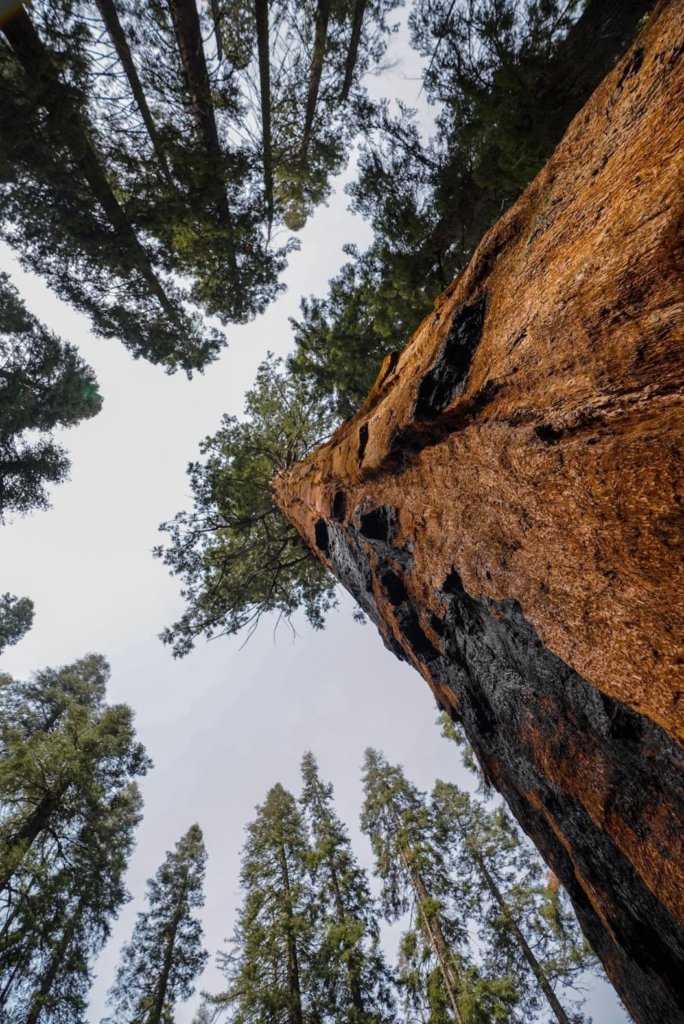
[313,508,684,1024]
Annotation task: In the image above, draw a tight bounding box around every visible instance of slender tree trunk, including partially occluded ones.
[166,0,238,270]
[210,0,223,62]
[0,789,63,895]
[1,8,181,324]
[167,0,220,155]
[277,842,304,1024]
[254,0,274,233]
[94,0,172,178]
[406,859,464,1024]
[328,856,366,1013]
[147,908,183,1024]
[301,0,331,159]
[307,782,367,1013]
[388,800,463,1024]
[0,946,30,1007]
[25,895,84,1024]
[340,0,367,102]
[470,846,572,1024]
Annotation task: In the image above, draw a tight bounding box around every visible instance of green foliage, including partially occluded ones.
[0,272,101,518]
[288,239,435,418]
[105,824,208,1024]
[203,763,394,1023]
[0,593,34,654]
[0,654,149,1023]
[205,783,319,1023]
[0,0,401,372]
[299,752,395,1022]
[0,5,226,374]
[156,355,338,656]
[291,0,650,413]
[431,782,596,1024]
[360,749,482,1022]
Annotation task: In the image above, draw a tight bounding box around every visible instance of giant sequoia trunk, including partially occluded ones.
[274,4,684,1023]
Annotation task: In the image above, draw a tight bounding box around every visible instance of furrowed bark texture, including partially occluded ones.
[274,5,684,1022]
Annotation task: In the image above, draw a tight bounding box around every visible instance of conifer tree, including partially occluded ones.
[431,782,595,1024]
[361,749,519,1024]
[204,783,319,1023]
[0,272,101,518]
[0,0,400,370]
[0,5,224,374]
[0,655,149,1022]
[105,824,208,1024]
[0,654,149,898]
[0,593,34,654]
[157,355,337,656]
[299,752,395,1022]
[361,749,466,1023]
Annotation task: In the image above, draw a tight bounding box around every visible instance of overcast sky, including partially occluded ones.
[0,16,629,1023]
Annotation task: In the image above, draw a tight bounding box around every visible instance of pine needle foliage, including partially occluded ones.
[156,355,338,656]
[104,824,209,1024]
[0,654,149,1023]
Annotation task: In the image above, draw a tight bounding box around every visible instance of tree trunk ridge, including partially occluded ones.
[274,6,684,1022]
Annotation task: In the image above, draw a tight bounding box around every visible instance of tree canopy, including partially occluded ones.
[105,824,208,1024]
[0,0,400,373]
[156,355,338,656]
[0,654,149,1023]
[0,593,34,655]
[0,272,101,519]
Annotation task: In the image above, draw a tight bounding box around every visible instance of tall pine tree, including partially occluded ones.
[361,749,467,1023]
[431,782,596,1024]
[105,823,208,1024]
[0,655,149,1022]
[203,783,319,1023]
[299,752,395,1023]
[361,749,519,1024]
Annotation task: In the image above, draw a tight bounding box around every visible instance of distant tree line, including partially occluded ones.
[0,630,599,1024]
[195,744,596,1023]
[157,0,653,653]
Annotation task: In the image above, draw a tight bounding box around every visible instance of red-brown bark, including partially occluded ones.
[275,5,684,1022]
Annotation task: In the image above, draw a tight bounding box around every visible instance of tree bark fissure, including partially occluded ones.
[274,7,684,1022]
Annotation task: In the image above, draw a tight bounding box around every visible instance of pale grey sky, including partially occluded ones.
[0,15,629,1023]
